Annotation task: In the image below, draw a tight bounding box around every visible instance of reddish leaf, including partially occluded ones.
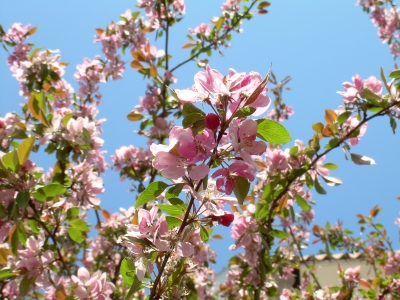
[182,43,196,49]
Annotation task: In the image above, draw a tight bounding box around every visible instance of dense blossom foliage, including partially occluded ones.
[0,0,400,299]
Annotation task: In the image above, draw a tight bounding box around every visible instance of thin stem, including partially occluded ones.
[165,14,169,71]
[370,222,395,253]
[30,204,72,277]
[170,0,258,73]
[95,210,102,228]
[288,226,322,290]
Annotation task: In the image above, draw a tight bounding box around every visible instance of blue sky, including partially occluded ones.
[1,1,399,273]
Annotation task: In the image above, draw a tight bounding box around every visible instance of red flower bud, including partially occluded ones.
[209,212,235,227]
[205,113,220,130]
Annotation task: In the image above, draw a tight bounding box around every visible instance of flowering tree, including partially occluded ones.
[0,0,400,299]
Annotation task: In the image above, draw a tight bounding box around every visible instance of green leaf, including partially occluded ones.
[66,207,80,219]
[158,204,185,216]
[67,227,84,243]
[312,122,324,133]
[362,88,381,105]
[69,219,89,231]
[322,163,338,170]
[17,136,35,165]
[125,273,142,300]
[233,107,256,119]
[2,150,19,172]
[337,111,352,125]
[40,183,66,197]
[258,1,271,9]
[182,103,204,117]
[28,219,39,234]
[256,119,291,144]
[17,223,27,246]
[314,178,326,195]
[11,226,19,256]
[389,69,400,79]
[233,176,250,205]
[121,258,135,285]
[16,191,30,209]
[199,225,209,241]
[165,183,184,199]
[216,16,224,31]
[295,194,311,212]
[168,198,186,207]
[380,67,390,92]
[165,216,182,229]
[0,267,17,279]
[182,113,205,128]
[270,229,288,239]
[135,181,169,207]
[20,274,36,297]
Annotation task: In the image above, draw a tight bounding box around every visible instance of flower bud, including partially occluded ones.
[205,113,220,130]
[209,212,235,227]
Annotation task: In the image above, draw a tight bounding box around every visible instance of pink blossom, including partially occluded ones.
[337,74,363,102]
[189,163,210,180]
[152,150,186,179]
[71,267,115,299]
[189,23,211,36]
[364,76,382,94]
[280,288,292,300]
[174,127,215,164]
[229,119,267,167]
[343,265,361,282]
[211,161,255,195]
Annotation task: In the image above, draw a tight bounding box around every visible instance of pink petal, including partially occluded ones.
[189,164,210,180]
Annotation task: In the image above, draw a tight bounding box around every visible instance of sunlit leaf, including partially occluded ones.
[158,204,185,216]
[68,227,84,243]
[165,216,182,229]
[199,225,209,241]
[95,28,104,35]
[27,26,37,36]
[149,64,158,78]
[256,119,291,144]
[135,181,169,207]
[130,60,143,70]
[295,194,311,212]
[312,122,324,133]
[2,150,19,172]
[270,229,288,239]
[127,111,144,121]
[121,258,135,285]
[17,136,35,165]
[324,109,337,125]
[70,219,89,231]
